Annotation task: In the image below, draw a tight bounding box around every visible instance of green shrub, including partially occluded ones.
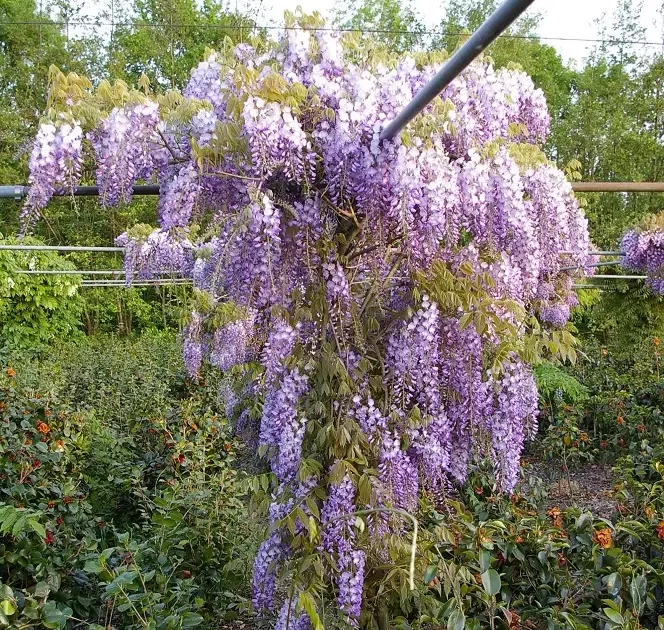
[0,234,83,357]
[416,464,664,630]
[0,341,254,629]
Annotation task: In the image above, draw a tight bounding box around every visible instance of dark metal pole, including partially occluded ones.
[0,184,161,200]
[379,0,537,141]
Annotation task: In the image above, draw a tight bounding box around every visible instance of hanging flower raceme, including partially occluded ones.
[115,228,194,285]
[23,18,592,627]
[21,119,83,233]
[621,213,664,294]
[90,102,161,207]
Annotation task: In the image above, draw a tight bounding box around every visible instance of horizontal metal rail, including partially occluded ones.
[591,274,646,280]
[560,260,622,271]
[79,283,192,288]
[3,183,664,201]
[573,182,664,193]
[0,245,124,252]
[13,269,126,275]
[0,185,160,200]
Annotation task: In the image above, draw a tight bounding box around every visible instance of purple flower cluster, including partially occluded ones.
[274,599,311,630]
[182,311,206,378]
[260,368,309,455]
[321,474,365,625]
[490,356,539,493]
[21,120,83,233]
[89,103,161,207]
[115,228,194,285]
[209,311,256,371]
[158,163,202,228]
[621,226,664,293]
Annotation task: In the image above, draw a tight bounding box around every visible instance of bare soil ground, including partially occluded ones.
[528,459,616,519]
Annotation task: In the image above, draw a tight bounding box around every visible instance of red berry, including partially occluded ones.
[183,570,191,578]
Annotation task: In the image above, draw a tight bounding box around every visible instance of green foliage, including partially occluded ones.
[416,464,664,630]
[535,362,588,404]
[19,331,190,428]
[0,335,253,628]
[0,234,83,356]
[107,0,257,89]
[333,0,426,52]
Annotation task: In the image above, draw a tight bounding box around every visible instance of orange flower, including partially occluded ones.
[616,416,625,425]
[656,521,664,541]
[645,506,655,519]
[593,528,613,549]
[6,367,16,378]
[55,439,65,452]
[580,432,589,443]
[515,536,524,544]
[654,337,661,347]
[36,422,50,435]
[601,348,608,357]
[547,507,563,528]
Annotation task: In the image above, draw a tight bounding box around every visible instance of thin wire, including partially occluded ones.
[79,282,192,288]
[3,19,664,46]
[561,250,625,256]
[0,245,124,252]
[13,269,126,275]
[80,280,192,286]
[560,260,622,271]
[592,274,646,280]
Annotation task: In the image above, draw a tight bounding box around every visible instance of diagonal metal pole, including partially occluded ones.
[379,0,537,141]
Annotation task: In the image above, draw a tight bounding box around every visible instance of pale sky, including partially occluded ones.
[253,0,664,65]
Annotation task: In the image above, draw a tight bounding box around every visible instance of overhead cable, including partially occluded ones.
[1,19,664,47]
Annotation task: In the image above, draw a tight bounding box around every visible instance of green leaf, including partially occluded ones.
[180,613,204,627]
[479,549,491,573]
[0,601,15,617]
[604,572,622,596]
[604,608,624,624]
[481,569,501,597]
[29,519,46,538]
[83,559,103,575]
[34,582,50,598]
[424,566,437,585]
[447,607,465,630]
[298,592,324,630]
[631,573,647,616]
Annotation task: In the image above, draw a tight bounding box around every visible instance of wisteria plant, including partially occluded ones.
[22,13,593,628]
[621,211,664,294]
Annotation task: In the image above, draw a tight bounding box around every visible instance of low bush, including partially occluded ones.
[0,341,255,629]
[417,464,664,630]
